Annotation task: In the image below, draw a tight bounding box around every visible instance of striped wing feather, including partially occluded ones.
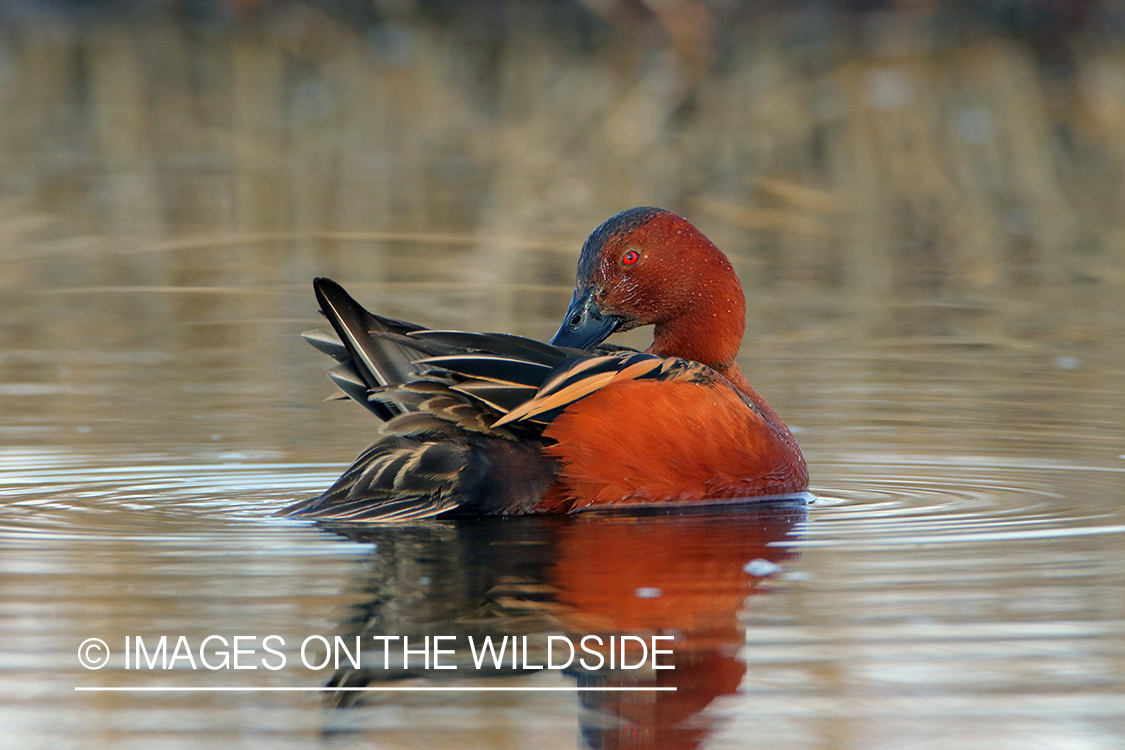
[493,353,703,426]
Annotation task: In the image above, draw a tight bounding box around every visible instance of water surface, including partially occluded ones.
[2,324,1122,748]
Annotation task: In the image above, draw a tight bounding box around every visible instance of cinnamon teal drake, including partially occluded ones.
[282,207,807,520]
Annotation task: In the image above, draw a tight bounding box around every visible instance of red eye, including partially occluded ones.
[622,250,640,266]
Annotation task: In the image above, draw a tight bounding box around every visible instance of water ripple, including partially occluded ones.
[803,453,1125,548]
[1,448,1122,551]
[0,448,346,545]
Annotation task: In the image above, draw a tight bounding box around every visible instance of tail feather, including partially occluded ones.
[313,277,423,392]
[301,329,349,362]
[325,363,376,411]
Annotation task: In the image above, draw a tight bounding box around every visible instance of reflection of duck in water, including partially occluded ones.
[285,207,807,520]
[320,500,807,749]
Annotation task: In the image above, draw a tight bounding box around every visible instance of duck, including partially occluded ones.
[282,207,807,521]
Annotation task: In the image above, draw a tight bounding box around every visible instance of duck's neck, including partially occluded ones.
[646,268,792,435]
[647,255,746,373]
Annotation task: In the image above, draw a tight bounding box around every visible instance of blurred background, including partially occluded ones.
[1,0,1123,461]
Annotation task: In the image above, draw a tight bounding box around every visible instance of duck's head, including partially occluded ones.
[550,207,746,372]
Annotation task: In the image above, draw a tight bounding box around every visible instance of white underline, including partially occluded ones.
[75,686,676,692]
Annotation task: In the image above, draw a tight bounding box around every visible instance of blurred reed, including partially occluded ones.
[0,1,1123,453]
[1,1,1122,296]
